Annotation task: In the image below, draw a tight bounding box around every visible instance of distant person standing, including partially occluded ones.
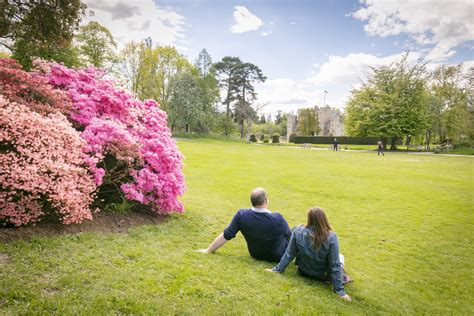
[377,141,384,156]
[332,138,338,151]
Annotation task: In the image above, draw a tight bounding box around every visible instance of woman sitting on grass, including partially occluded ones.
[265,207,352,301]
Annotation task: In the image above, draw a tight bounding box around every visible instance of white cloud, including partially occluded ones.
[255,78,329,114]
[351,0,474,61]
[261,31,272,36]
[256,52,425,114]
[230,6,264,33]
[258,50,474,115]
[306,52,422,86]
[83,0,186,49]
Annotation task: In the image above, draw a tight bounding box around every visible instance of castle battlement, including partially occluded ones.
[287,105,344,137]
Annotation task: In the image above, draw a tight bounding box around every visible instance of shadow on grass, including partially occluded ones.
[0,208,168,243]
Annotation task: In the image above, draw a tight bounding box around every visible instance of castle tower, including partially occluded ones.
[287,114,298,136]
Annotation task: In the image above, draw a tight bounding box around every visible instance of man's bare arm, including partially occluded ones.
[196,233,227,253]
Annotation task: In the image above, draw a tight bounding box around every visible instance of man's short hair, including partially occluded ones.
[250,188,267,207]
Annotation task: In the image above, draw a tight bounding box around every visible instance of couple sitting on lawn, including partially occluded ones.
[197,188,352,302]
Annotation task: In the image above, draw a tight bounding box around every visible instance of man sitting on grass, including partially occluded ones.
[197,188,291,262]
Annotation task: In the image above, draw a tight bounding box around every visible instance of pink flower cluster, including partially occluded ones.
[0,96,96,226]
[37,60,185,214]
[0,58,71,116]
[0,58,185,226]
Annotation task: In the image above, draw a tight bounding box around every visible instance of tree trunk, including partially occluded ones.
[224,76,231,136]
[225,99,230,136]
[185,123,189,133]
[241,86,246,139]
[440,133,446,144]
[390,136,398,150]
[405,135,411,146]
[425,130,431,149]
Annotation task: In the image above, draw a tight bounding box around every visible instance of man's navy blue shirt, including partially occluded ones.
[223,208,291,262]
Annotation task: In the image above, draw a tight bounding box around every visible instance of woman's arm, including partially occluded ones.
[328,233,347,297]
[270,229,298,273]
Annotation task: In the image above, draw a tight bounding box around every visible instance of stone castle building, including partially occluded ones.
[287,105,344,137]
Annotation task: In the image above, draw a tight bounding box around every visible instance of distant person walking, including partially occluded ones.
[377,141,384,156]
[332,138,338,151]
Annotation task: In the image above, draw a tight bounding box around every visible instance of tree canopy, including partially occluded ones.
[297,108,320,136]
[76,21,117,68]
[0,0,86,68]
[345,54,429,149]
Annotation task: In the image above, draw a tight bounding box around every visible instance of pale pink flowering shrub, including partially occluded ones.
[0,58,71,116]
[0,96,96,226]
[38,61,185,214]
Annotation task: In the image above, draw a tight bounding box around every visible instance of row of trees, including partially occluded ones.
[0,1,270,138]
[118,44,268,137]
[251,110,288,137]
[345,54,473,149]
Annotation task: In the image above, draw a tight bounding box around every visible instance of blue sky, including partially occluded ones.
[84,0,474,115]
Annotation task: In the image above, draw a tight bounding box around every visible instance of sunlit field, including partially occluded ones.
[1,138,473,314]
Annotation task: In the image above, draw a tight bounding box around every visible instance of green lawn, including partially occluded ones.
[1,138,473,314]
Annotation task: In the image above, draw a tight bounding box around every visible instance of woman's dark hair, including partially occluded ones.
[306,207,332,250]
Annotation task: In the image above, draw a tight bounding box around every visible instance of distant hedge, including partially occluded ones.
[271,133,280,143]
[290,136,402,145]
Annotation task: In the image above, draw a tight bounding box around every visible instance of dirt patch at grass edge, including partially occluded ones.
[0,210,168,243]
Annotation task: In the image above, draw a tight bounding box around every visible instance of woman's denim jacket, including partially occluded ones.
[272,225,346,297]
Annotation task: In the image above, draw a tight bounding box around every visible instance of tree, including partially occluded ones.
[118,43,195,110]
[233,99,258,137]
[275,110,284,124]
[428,64,471,144]
[274,111,288,136]
[345,54,429,149]
[76,21,117,68]
[153,46,196,110]
[118,41,147,94]
[259,115,266,124]
[233,62,266,138]
[168,72,207,133]
[0,0,86,68]
[119,41,159,100]
[119,43,219,133]
[297,108,319,136]
[214,56,243,135]
[195,48,212,77]
[251,121,280,135]
[464,67,474,142]
[195,49,220,131]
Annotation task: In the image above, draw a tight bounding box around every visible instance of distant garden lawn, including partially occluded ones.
[1,138,473,314]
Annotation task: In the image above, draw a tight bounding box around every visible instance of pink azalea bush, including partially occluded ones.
[35,60,185,214]
[0,58,71,116]
[0,96,96,226]
[0,57,185,226]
